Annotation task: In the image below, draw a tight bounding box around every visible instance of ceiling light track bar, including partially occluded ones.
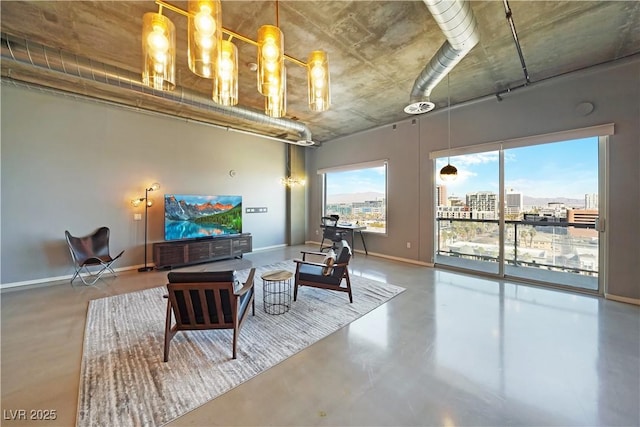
[154,0,307,68]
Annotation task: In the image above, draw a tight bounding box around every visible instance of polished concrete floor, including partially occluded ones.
[1,244,639,426]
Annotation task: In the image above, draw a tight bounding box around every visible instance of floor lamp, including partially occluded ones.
[132,182,160,272]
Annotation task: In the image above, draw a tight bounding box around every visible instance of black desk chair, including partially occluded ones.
[320,216,347,252]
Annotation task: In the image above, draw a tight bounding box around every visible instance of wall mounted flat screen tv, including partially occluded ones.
[164,194,242,241]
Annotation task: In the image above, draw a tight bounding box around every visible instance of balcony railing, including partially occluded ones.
[436,218,599,285]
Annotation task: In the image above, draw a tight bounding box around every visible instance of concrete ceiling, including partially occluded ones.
[1,1,639,145]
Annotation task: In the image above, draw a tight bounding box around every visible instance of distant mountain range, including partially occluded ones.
[327,192,585,208]
[523,196,584,208]
[327,192,385,204]
[165,195,236,221]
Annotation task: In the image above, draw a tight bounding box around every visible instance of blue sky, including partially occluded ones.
[437,137,599,199]
[326,166,386,195]
[328,137,599,200]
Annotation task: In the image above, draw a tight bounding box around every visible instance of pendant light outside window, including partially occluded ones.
[142,12,176,90]
[213,39,238,105]
[440,73,458,181]
[307,50,330,112]
[187,0,222,79]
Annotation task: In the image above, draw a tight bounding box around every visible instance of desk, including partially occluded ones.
[322,224,368,255]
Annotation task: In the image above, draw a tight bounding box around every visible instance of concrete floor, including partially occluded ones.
[1,244,639,426]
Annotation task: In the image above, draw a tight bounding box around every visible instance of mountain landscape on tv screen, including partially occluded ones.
[164,195,242,240]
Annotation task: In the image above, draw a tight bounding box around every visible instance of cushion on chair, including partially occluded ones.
[322,249,336,275]
[335,240,352,264]
[168,271,239,324]
[173,288,233,324]
[298,263,342,286]
[168,270,236,283]
[168,270,243,293]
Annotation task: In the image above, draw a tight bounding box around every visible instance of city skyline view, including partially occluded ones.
[325,165,386,202]
[436,137,599,200]
[326,137,598,204]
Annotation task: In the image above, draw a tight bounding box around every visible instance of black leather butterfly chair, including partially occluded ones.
[319,215,347,252]
[163,268,256,361]
[293,240,353,303]
[65,226,124,285]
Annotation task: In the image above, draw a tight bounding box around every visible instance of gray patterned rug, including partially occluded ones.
[76,261,405,427]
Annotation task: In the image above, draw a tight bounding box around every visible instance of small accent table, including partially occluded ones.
[261,270,293,315]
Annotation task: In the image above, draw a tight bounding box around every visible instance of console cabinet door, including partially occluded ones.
[153,234,252,269]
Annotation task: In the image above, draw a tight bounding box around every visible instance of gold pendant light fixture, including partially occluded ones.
[142,11,176,90]
[307,50,330,111]
[257,25,283,96]
[440,73,458,182]
[265,65,287,118]
[258,24,286,117]
[213,39,238,106]
[187,0,222,79]
[141,0,330,117]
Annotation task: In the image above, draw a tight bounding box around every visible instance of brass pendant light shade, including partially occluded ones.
[307,50,330,112]
[440,163,458,181]
[187,0,222,79]
[257,25,284,96]
[142,12,176,90]
[213,39,238,105]
[265,65,286,117]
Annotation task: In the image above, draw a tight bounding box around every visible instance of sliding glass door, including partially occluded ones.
[502,139,600,290]
[435,151,500,275]
[434,131,606,293]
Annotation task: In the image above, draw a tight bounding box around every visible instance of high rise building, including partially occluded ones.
[466,191,498,213]
[436,185,447,206]
[585,193,598,209]
[505,189,523,217]
[449,196,465,207]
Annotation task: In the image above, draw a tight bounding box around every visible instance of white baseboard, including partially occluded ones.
[1,246,290,290]
[0,264,146,291]
[252,244,288,251]
[605,293,640,306]
[363,250,433,267]
[304,240,433,267]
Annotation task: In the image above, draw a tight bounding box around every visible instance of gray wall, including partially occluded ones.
[308,56,640,300]
[1,85,289,286]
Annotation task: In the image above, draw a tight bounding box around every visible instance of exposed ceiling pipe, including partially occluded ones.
[503,0,531,85]
[0,34,315,146]
[405,0,480,115]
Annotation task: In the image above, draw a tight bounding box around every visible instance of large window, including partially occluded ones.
[321,160,387,234]
[431,124,612,293]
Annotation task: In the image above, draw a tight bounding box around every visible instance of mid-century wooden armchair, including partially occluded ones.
[163,268,256,361]
[293,240,353,303]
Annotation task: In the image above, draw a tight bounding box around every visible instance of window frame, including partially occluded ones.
[319,159,388,235]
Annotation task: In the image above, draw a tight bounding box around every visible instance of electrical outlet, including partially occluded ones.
[406,242,411,249]
[134,213,142,221]
[316,229,319,235]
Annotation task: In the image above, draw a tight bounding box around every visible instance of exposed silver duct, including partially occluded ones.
[405,0,479,114]
[0,34,314,145]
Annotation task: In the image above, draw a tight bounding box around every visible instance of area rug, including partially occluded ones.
[76,261,405,427]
